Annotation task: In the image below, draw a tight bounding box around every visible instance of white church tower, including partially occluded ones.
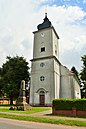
[29,13,61,106]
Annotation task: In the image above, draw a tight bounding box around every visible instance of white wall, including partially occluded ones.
[60,65,72,98]
[33,28,53,59]
[72,76,81,98]
[60,65,81,99]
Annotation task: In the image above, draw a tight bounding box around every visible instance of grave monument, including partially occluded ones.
[16,80,31,110]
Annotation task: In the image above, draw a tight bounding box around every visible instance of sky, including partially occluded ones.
[0,0,86,72]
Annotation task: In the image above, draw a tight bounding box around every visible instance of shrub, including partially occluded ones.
[52,99,86,111]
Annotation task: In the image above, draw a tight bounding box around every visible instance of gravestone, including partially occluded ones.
[16,80,32,110]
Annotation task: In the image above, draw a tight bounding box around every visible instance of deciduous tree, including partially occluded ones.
[0,56,30,104]
[80,55,86,98]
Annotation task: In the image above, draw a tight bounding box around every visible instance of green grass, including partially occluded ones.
[0,113,86,127]
[0,106,86,127]
[0,106,51,114]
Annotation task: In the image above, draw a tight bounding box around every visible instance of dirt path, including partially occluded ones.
[0,110,86,122]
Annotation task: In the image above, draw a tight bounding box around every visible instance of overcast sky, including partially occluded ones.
[0,0,86,72]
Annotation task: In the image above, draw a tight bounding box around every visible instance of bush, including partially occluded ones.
[52,99,86,111]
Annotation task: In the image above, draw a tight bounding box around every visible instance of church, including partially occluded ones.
[29,12,81,106]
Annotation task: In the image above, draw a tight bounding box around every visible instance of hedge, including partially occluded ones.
[52,99,86,111]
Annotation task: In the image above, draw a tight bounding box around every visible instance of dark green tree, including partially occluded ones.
[0,67,4,97]
[71,66,79,78]
[0,56,30,104]
[71,66,81,83]
[80,55,86,98]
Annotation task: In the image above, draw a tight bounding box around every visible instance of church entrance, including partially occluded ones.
[39,91,45,106]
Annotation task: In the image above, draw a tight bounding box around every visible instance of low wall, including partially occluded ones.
[0,98,10,104]
[0,98,16,105]
[52,108,86,117]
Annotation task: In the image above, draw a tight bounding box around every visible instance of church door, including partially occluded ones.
[39,91,45,106]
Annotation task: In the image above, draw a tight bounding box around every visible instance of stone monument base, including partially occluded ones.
[16,96,32,110]
[9,104,32,111]
[16,104,32,110]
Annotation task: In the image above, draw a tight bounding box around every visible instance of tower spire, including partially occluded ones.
[43,8,49,22]
[37,9,52,30]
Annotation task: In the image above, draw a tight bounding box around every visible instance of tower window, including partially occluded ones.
[41,47,45,52]
[55,45,57,55]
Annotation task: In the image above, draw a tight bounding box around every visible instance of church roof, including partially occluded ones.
[37,12,52,30]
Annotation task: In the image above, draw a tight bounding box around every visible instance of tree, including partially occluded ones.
[0,67,4,97]
[71,66,81,83]
[71,66,79,78]
[80,55,86,98]
[0,56,30,104]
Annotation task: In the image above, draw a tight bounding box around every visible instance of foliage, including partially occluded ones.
[52,99,86,111]
[71,66,78,78]
[0,68,4,97]
[80,55,86,98]
[71,66,80,84]
[0,56,30,104]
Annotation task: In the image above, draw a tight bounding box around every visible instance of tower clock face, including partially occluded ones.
[41,33,45,37]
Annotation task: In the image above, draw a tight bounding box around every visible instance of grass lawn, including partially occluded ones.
[0,106,86,127]
[0,113,86,127]
[0,106,51,114]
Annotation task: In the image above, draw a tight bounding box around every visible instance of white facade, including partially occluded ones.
[60,65,81,99]
[29,14,81,106]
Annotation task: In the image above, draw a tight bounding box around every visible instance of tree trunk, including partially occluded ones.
[10,97,13,105]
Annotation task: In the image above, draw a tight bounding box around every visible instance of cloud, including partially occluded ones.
[46,5,86,70]
[0,0,40,65]
[0,1,86,71]
[63,0,71,1]
[83,0,86,3]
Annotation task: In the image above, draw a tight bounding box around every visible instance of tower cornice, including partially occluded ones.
[33,26,59,39]
[30,55,61,65]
